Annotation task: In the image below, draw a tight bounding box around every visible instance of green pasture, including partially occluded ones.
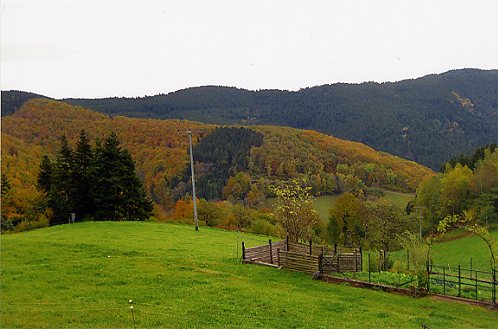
[1,222,497,328]
[387,230,498,272]
[430,230,498,271]
[314,190,413,223]
[381,190,414,209]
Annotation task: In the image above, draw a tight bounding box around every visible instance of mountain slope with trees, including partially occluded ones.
[3,69,496,169]
[1,99,432,231]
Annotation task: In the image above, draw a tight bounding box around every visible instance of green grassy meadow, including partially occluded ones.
[387,230,498,272]
[313,195,339,223]
[430,230,498,271]
[381,190,414,210]
[314,190,413,223]
[1,222,497,328]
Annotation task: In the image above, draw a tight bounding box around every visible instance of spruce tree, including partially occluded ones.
[119,149,154,220]
[49,135,74,225]
[92,132,152,220]
[72,130,94,219]
[37,155,53,192]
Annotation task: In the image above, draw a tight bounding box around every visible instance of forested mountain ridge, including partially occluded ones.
[2,69,496,169]
[1,99,432,221]
[1,90,50,116]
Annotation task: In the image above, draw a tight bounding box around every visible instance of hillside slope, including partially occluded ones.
[1,222,496,328]
[51,69,498,169]
[2,99,432,217]
[3,69,497,169]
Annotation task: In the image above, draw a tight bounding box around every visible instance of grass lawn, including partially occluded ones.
[1,222,497,328]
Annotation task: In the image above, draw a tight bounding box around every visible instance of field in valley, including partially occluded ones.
[1,222,496,328]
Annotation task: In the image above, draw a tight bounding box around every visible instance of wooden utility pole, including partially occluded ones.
[179,129,203,231]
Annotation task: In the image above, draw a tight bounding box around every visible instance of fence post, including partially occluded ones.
[359,246,363,272]
[368,253,371,283]
[277,249,281,267]
[475,270,478,300]
[443,266,446,295]
[426,260,430,292]
[407,250,410,271]
[354,249,358,273]
[469,257,472,277]
[286,236,289,251]
[493,268,496,304]
[242,241,245,260]
[309,240,312,255]
[319,254,323,275]
[334,243,337,254]
[269,239,273,264]
[458,265,461,297]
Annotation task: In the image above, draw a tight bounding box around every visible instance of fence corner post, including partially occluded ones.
[242,241,245,260]
[309,240,312,255]
[286,236,289,251]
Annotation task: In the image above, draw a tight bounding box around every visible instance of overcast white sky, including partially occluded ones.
[1,0,498,99]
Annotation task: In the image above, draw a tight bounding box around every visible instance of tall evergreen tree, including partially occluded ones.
[119,149,154,220]
[37,155,53,192]
[72,130,94,219]
[92,132,152,220]
[49,135,74,225]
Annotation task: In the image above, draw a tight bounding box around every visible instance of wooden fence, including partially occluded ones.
[322,251,362,274]
[243,240,286,265]
[242,238,362,274]
[277,250,320,274]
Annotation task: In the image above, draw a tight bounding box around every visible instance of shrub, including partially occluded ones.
[14,216,49,233]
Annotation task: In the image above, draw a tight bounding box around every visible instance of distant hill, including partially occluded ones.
[3,69,497,169]
[1,99,432,218]
[1,90,50,116]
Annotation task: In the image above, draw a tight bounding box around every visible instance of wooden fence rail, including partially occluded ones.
[322,252,362,274]
[278,250,320,274]
[243,239,362,275]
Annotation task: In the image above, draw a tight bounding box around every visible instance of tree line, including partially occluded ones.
[413,146,498,234]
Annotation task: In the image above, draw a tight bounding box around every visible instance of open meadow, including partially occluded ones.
[314,190,413,223]
[1,221,497,328]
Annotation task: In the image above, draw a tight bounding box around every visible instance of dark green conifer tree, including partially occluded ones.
[49,135,74,225]
[92,132,152,221]
[37,155,53,192]
[72,130,94,219]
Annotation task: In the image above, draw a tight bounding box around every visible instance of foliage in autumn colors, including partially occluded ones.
[1,98,433,231]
